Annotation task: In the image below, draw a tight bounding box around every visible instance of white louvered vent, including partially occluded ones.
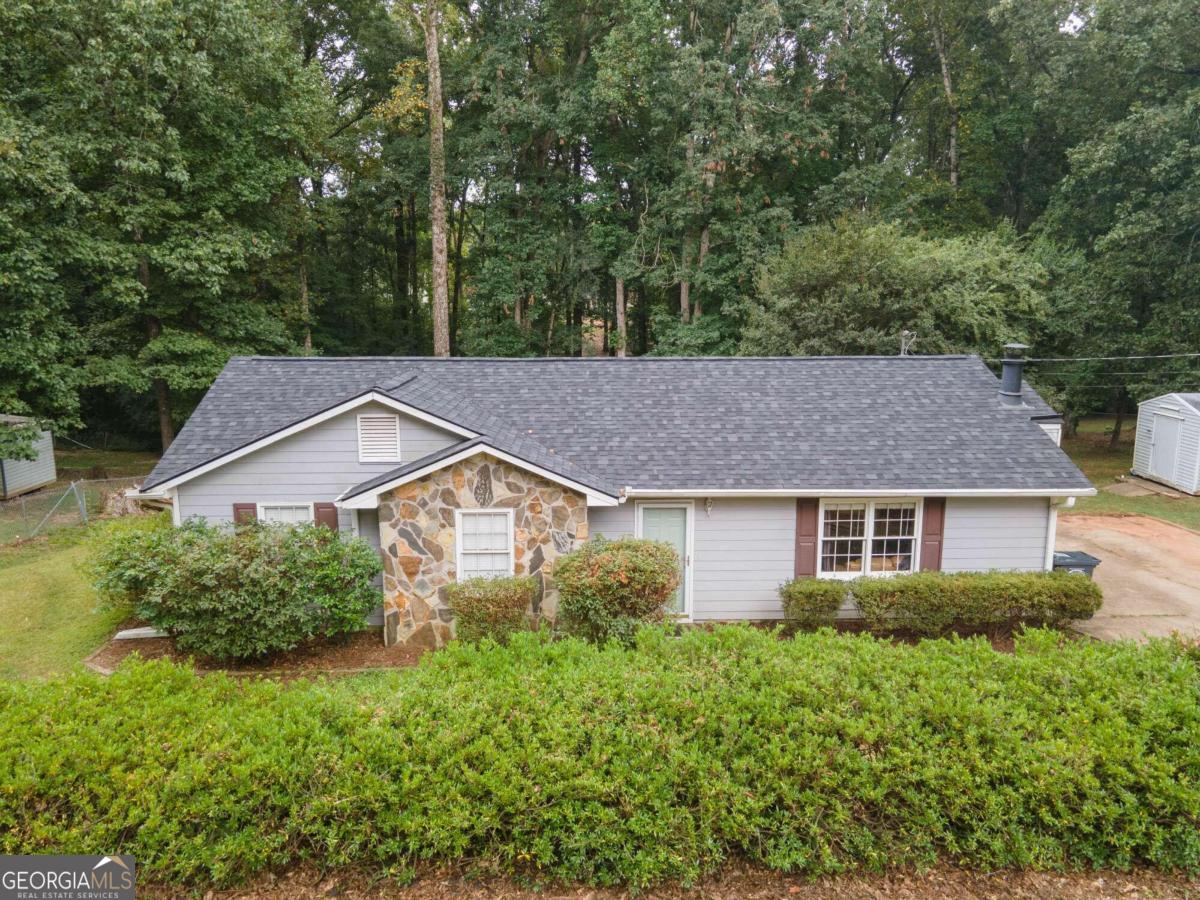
[358,414,401,462]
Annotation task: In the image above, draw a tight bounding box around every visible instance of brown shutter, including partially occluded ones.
[794,498,820,577]
[232,503,257,524]
[920,498,945,571]
[313,502,339,531]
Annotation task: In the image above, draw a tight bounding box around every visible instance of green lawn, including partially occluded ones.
[0,528,126,679]
[54,446,159,482]
[1061,416,1200,532]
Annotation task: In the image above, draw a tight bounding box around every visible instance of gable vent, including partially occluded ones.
[358,414,401,462]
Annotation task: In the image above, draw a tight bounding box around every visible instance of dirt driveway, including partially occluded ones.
[1057,514,1200,641]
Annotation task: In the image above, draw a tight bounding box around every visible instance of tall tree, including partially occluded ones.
[420,0,451,357]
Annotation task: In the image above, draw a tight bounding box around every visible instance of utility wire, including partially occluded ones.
[984,352,1200,363]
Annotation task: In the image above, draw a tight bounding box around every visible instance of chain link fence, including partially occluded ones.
[0,477,146,544]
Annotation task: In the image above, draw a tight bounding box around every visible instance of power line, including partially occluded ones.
[985,352,1200,363]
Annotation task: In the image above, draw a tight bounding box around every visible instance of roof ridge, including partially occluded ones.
[235,354,978,362]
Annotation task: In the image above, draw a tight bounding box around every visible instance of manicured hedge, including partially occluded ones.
[89,516,381,660]
[779,578,847,627]
[555,538,680,644]
[445,575,537,643]
[781,571,1102,635]
[2,627,1197,889]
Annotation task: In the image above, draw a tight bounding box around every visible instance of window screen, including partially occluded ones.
[259,504,311,524]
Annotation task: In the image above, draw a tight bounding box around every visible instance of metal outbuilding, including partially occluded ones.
[0,415,57,499]
[1132,393,1200,495]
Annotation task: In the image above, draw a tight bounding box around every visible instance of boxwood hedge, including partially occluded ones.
[1,627,1197,889]
[781,571,1102,635]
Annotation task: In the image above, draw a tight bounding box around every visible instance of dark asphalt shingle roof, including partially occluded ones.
[143,355,1092,494]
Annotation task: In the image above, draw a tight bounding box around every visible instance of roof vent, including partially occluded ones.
[999,342,1029,407]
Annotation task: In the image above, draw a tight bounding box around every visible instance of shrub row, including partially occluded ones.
[89,516,381,660]
[2,626,1197,889]
[445,575,538,643]
[781,571,1102,635]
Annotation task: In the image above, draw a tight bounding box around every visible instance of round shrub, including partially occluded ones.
[779,578,847,628]
[554,537,680,645]
[90,518,382,660]
[445,575,537,643]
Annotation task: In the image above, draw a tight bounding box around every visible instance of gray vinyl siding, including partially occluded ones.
[1131,395,1200,494]
[0,430,56,498]
[940,497,1050,572]
[590,498,795,621]
[175,402,459,531]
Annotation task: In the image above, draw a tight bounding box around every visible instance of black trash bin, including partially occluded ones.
[1052,550,1101,578]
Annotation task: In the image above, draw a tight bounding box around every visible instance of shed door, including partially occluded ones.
[1151,414,1182,482]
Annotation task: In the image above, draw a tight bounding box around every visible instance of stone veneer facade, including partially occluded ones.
[377,454,589,647]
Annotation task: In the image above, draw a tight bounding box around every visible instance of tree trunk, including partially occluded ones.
[133,230,174,451]
[930,20,959,188]
[679,238,692,324]
[422,0,450,357]
[615,277,627,357]
[145,313,174,451]
[450,188,467,356]
[298,253,312,352]
[406,193,420,351]
[693,225,710,320]
[394,205,410,340]
[1109,392,1126,449]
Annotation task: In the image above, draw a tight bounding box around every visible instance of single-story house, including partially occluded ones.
[0,414,57,500]
[1131,392,1200,495]
[131,352,1094,647]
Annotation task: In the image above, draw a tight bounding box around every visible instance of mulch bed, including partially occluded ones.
[139,862,1198,899]
[84,628,427,678]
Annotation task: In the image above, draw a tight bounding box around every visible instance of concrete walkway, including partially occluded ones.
[1057,514,1200,641]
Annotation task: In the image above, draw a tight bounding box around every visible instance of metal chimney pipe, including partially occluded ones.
[999,342,1030,406]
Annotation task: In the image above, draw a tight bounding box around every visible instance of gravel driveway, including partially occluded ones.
[1056,514,1200,641]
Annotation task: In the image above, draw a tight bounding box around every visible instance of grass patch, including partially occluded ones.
[1062,420,1200,532]
[53,447,159,481]
[0,528,127,679]
[1,626,1197,888]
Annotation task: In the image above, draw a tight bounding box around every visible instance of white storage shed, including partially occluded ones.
[0,415,57,499]
[1132,393,1200,495]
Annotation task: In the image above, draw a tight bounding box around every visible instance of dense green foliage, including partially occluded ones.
[444,575,537,643]
[779,578,848,628]
[850,571,1103,634]
[742,221,1047,356]
[555,538,680,644]
[89,517,381,660]
[1,0,1197,445]
[1,627,1198,887]
[782,572,1102,635]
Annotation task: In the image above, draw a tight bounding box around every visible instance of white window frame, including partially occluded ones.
[357,413,402,463]
[634,499,694,621]
[454,508,516,580]
[256,502,315,524]
[817,498,924,580]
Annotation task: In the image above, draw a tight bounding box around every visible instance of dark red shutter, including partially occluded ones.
[313,502,339,531]
[794,498,819,577]
[232,503,257,524]
[920,498,945,571]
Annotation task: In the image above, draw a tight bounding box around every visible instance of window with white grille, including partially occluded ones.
[819,500,919,578]
[455,509,514,579]
[258,503,313,524]
[357,414,401,462]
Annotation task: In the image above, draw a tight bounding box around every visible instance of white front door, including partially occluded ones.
[636,501,693,619]
[1151,414,1182,482]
